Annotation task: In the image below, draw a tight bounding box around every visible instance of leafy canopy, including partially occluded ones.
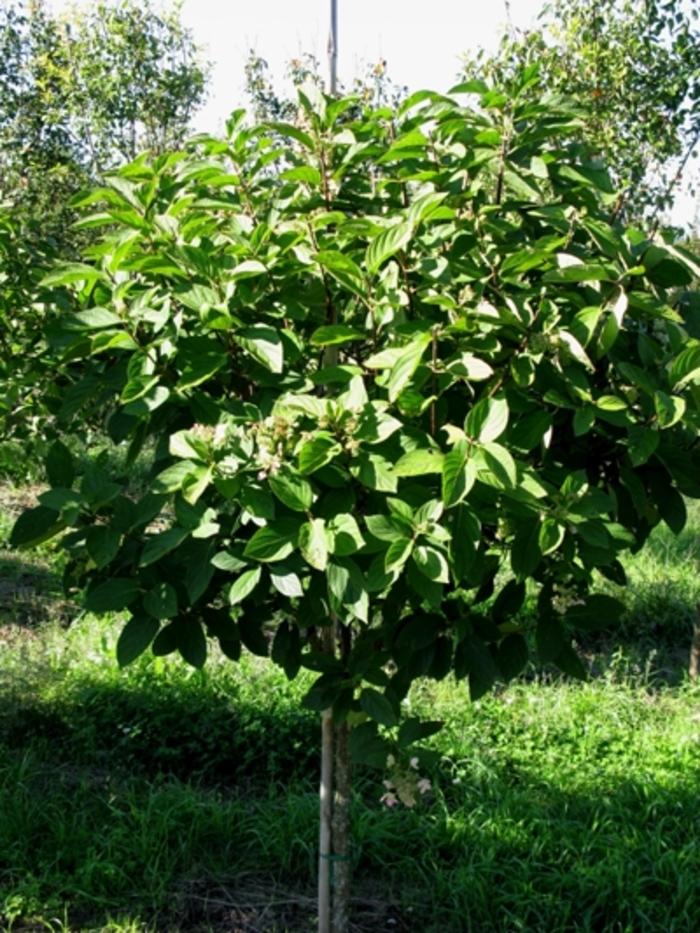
[13,71,700,761]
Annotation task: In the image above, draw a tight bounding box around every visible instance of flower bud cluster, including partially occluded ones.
[380,754,432,809]
[250,414,299,479]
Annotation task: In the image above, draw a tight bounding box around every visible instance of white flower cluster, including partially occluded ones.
[380,754,432,809]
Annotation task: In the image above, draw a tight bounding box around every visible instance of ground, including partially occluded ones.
[1,483,699,932]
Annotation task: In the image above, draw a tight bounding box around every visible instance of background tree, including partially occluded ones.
[461,0,700,223]
[11,68,700,930]
[0,0,209,247]
[0,0,209,468]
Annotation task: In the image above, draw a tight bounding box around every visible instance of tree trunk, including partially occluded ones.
[689,604,700,680]
[332,718,351,933]
[318,706,334,933]
[318,619,353,933]
[318,618,336,933]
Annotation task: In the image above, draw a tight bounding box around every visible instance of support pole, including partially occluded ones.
[329,0,338,95]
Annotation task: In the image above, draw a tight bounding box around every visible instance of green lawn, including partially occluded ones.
[1,489,699,932]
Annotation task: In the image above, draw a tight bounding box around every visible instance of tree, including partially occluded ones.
[0,0,208,244]
[11,70,700,931]
[461,0,700,223]
[0,0,209,463]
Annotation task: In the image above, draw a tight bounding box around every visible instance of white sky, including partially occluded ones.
[49,0,697,227]
[180,0,543,132]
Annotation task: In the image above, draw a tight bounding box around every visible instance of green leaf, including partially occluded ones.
[442,441,475,507]
[479,442,518,490]
[271,622,301,680]
[555,643,587,680]
[543,261,616,283]
[449,353,494,381]
[360,688,398,727]
[177,337,227,389]
[153,461,197,494]
[496,634,528,681]
[299,518,328,571]
[268,122,314,150]
[229,566,262,605]
[143,582,178,620]
[412,545,449,583]
[628,426,659,467]
[117,616,159,667]
[269,467,313,512]
[366,221,412,275]
[351,453,397,492]
[573,408,595,437]
[536,615,565,664]
[270,566,304,597]
[234,326,283,373]
[465,397,509,442]
[384,536,413,573]
[566,595,625,631]
[509,411,552,451]
[394,448,444,477]
[86,578,140,613]
[86,526,121,569]
[669,345,700,389]
[348,721,391,767]
[298,434,342,475]
[177,619,207,668]
[365,513,410,542]
[310,325,365,346]
[10,506,63,549]
[240,486,276,520]
[72,307,123,329]
[326,559,367,621]
[511,519,541,579]
[657,487,686,535]
[654,391,686,429]
[316,251,365,295]
[492,580,526,620]
[596,395,627,412]
[239,615,269,656]
[448,504,480,582]
[186,543,215,604]
[327,513,365,556]
[46,441,75,488]
[538,518,564,556]
[558,331,594,371]
[139,527,187,567]
[40,263,104,287]
[455,635,498,700]
[231,259,267,280]
[387,332,431,402]
[244,520,299,562]
[397,718,444,746]
[182,464,213,505]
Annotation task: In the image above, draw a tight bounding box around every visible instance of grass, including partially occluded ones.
[1,491,699,931]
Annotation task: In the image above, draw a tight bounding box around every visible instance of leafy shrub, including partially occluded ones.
[11,70,700,751]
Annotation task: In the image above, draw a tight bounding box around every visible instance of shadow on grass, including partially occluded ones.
[0,672,320,788]
[1,737,698,932]
[572,579,698,686]
[0,551,74,629]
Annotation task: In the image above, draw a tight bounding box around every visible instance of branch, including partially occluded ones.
[649,125,700,236]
